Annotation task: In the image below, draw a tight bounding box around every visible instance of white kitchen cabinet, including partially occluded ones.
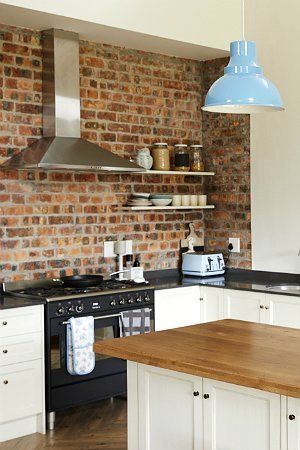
[200,287,224,323]
[223,289,265,323]
[266,294,300,329]
[203,378,281,450]
[286,397,300,450]
[128,362,286,450]
[136,363,203,450]
[0,305,45,442]
[154,286,201,331]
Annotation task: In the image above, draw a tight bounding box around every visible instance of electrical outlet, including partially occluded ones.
[229,237,240,253]
[103,240,133,257]
[104,241,116,257]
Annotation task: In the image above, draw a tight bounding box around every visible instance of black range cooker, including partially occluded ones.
[4,277,154,430]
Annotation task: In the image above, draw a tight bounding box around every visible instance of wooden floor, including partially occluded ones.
[0,398,127,450]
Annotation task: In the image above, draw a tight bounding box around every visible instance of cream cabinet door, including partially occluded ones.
[137,364,203,450]
[223,289,265,323]
[0,360,43,423]
[266,294,300,329]
[203,378,281,450]
[200,287,224,323]
[154,286,201,331]
[287,397,300,450]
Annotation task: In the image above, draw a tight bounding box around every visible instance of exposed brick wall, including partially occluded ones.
[202,58,251,268]
[0,24,206,281]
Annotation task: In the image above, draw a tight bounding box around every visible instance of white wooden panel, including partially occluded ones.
[200,287,224,323]
[138,364,202,450]
[154,286,201,331]
[0,332,43,366]
[0,305,43,338]
[223,289,264,323]
[0,360,43,423]
[287,397,300,450]
[203,378,281,450]
[266,294,300,329]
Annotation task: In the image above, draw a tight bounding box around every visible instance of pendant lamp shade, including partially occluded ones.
[202,41,284,114]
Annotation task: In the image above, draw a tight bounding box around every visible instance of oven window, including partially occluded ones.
[50,335,61,370]
[94,324,115,361]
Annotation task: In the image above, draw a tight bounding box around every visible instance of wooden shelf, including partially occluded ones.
[135,170,214,176]
[121,205,215,211]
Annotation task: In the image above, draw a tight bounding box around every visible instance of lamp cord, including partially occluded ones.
[241,0,245,40]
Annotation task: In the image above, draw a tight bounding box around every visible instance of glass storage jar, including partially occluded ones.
[190,144,204,172]
[152,143,170,171]
[174,144,190,171]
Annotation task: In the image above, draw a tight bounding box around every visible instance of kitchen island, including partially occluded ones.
[94,319,300,450]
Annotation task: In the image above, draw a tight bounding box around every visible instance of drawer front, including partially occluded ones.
[0,360,43,423]
[0,333,43,366]
[0,305,43,338]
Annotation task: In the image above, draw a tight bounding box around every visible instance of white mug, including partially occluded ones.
[172,195,181,206]
[198,194,207,206]
[181,195,190,206]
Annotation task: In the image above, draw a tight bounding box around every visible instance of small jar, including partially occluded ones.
[174,144,190,171]
[190,145,204,172]
[152,143,170,171]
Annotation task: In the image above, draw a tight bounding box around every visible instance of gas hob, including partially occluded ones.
[3,278,151,302]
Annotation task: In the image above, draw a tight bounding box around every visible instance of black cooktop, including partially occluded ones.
[9,279,148,300]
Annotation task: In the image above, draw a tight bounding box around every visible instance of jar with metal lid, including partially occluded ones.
[190,144,204,172]
[174,144,190,171]
[152,143,170,171]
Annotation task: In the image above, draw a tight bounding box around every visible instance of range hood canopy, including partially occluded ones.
[2,29,143,173]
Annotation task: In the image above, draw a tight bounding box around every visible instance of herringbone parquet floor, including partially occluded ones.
[0,398,127,450]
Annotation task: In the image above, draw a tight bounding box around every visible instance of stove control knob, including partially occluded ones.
[67,306,74,314]
[76,304,84,313]
[57,307,64,316]
[110,300,116,307]
[119,299,126,305]
[144,295,150,302]
[136,296,142,303]
[128,299,134,304]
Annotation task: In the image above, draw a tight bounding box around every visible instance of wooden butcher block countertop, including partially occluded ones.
[94,319,300,398]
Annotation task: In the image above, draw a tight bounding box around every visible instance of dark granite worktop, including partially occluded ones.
[146,268,300,297]
[0,294,45,310]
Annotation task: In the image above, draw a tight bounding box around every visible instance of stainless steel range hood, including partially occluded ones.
[2,29,143,173]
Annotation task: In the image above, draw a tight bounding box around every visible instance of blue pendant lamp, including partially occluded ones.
[202,0,284,114]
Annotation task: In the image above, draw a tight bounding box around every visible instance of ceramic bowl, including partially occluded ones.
[151,198,172,206]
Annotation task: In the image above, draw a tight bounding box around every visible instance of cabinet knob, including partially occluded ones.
[199,298,204,301]
[265,306,269,310]
[2,349,7,354]
[3,380,8,385]
[2,321,7,326]
[193,391,200,397]
[289,414,296,421]
[260,305,264,309]
[203,393,210,399]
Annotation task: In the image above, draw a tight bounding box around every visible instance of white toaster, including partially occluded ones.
[182,252,225,277]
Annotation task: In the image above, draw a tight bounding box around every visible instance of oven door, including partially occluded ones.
[50,312,126,388]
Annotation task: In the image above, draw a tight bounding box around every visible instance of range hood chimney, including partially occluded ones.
[2,29,143,172]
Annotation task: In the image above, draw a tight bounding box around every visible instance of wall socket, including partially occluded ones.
[103,240,133,257]
[229,237,240,253]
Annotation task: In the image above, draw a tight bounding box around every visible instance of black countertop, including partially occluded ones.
[2,267,300,310]
[0,294,45,310]
[146,268,300,297]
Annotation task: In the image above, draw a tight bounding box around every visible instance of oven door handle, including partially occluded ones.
[61,313,121,325]
[61,309,152,325]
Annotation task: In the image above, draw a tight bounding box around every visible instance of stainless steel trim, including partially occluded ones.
[61,309,152,325]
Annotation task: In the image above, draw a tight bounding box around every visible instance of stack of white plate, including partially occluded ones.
[126,193,152,206]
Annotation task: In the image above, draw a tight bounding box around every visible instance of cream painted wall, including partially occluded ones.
[246,0,300,273]
[0,0,241,56]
